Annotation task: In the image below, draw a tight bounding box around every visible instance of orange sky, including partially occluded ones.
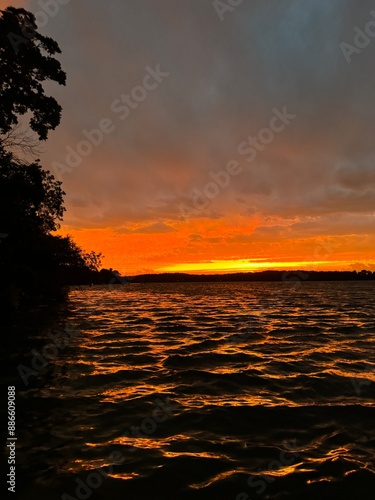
[58,216,375,275]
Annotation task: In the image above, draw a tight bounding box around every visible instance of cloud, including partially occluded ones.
[336,162,375,190]
[116,221,176,234]
[3,0,375,271]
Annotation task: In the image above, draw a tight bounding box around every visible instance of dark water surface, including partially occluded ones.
[3,281,375,499]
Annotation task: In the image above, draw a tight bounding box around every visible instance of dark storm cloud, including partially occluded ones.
[9,0,375,236]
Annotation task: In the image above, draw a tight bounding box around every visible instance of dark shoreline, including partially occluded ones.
[3,269,372,316]
[127,270,374,283]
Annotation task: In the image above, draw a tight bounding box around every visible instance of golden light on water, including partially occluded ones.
[43,281,374,495]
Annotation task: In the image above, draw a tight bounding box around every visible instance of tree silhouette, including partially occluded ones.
[0,6,103,311]
[0,7,66,143]
[0,146,65,236]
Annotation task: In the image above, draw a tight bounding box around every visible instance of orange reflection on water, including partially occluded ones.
[307,476,339,484]
[163,451,226,459]
[324,368,375,383]
[102,433,190,451]
[190,470,241,489]
[100,384,174,402]
[60,459,107,473]
[109,472,141,480]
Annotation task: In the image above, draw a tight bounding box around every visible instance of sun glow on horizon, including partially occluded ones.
[156,259,357,275]
[56,223,375,276]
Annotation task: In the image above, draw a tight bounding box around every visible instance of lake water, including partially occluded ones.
[3,281,375,499]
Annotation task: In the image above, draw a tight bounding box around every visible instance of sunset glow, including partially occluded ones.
[58,222,375,275]
[6,0,374,276]
[157,260,355,274]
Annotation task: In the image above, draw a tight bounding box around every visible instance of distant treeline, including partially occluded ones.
[128,270,375,283]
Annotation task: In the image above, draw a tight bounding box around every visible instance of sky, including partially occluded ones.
[2,0,375,275]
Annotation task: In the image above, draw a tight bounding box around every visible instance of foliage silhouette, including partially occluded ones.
[0,146,65,235]
[0,7,66,142]
[0,6,105,312]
